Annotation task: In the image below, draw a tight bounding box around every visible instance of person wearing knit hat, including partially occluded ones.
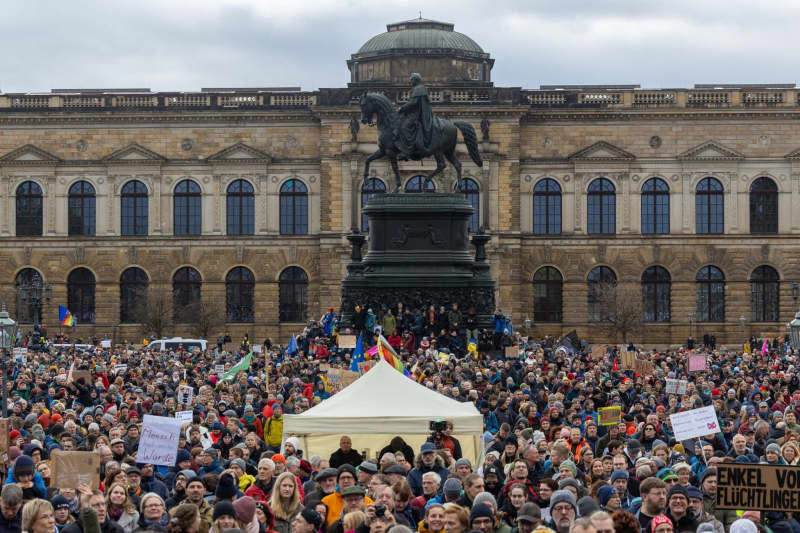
[696,524,717,533]
[454,458,472,477]
[649,514,672,533]
[596,485,620,511]
[577,495,600,517]
[469,503,495,532]
[699,467,717,496]
[296,507,323,533]
[213,500,237,529]
[233,496,257,526]
[443,477,462,502]
[665,483,694,530]
[215,472,238,501]
[549,490,577,533]
[10,455,45,500]
[557,460,577,478]
[765,443,782,464]
[557,478,579,498]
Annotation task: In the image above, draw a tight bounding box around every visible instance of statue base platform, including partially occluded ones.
[340,193,496,331]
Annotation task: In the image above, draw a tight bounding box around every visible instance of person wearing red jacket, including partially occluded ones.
[387,329,402,350]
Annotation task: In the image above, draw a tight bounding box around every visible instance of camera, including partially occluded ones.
[373,506,386,518]
[429,420,447,432]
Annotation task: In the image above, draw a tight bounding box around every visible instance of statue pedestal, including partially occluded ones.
[340,193,496,330]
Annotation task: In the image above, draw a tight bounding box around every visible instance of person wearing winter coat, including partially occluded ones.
[105,483,139,533]
[62,489,125,533]
[268,473,303,533]
[5,456,46,501]
[408,443,450,498]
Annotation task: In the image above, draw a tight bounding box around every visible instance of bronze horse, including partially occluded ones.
[359,93,483,192]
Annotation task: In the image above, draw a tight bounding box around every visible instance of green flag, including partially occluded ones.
[221,351,253,382]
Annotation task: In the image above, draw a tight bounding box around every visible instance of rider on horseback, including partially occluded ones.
[396,73,435,160]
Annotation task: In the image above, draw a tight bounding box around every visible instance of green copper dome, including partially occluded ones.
[357,17,484,55]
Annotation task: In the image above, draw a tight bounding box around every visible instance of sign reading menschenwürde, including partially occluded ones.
[717,464,800,511]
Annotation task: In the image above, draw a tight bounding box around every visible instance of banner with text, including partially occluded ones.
[670,405,721,441]
[138,415,183,466]
[717,463,800,511]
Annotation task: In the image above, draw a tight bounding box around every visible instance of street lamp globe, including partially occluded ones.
[788,311,800,350]
[0,304,16,350]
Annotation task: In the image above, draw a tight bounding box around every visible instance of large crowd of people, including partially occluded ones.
[0,306,795,533]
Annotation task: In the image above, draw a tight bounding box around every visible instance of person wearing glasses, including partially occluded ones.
[134,493,168,532]
[62,487,124,533]
[547,490,576,533]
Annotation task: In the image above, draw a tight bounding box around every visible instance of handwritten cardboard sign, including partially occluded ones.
[591,345,606,360]
[0,419,8,457]
[341,370,360,388]
[599,406,622,426]
[665,378,688,395]
[505,346,520,359]
[689,354,707,372]
[339,335,357,349]
[670,405,721,441]
[717,464,800,511]
[50,450,101,489]
[138,415,183,466]
[620,351,636,370]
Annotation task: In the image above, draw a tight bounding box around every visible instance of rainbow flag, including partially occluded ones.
[58,305,75,327]
[376,334,410,376]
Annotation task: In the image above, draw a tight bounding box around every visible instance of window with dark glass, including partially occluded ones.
[226,267,255,323]
[459,178,480,232]
[750,177,778,234]
[16,181,43,237]
[641,178,670,234]
[533,178,561,235]
[227,179,255,235]
[696,265,725,322]
[120,267,148,323]
[174,180,201,235]
[533,266,563,322]
[280,179,308,235]
[279,266,308,322]
[361,178,386,232]
[405,175,435,193]
[173,266,202,320]
[587,178,616,234]
[642,266,671,322]
[121,180,148,236]
[587,266,616,322]
[15,268,43,324]
[751,265,779,322]
[696,177,724,234]
[68,181,96,236]
[67,268,95,323]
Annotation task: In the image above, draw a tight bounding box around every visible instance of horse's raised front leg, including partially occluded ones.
[389,155,402,193]
[425,152,447,189]
[363,148,386,179]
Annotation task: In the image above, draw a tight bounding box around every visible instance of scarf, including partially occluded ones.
[107,505,124,522]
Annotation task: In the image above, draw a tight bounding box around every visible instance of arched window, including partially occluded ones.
[227,179,255,235]
[587,178,616,234]
[533,178,561,235]
[533,266,562,322]
[68,181,96,236]
[696,177,724,234]
[459,178,480,232]
[750,177,778,234]
[279,267,308,322]
[16,181,43,236]
[641,178,670,234]
[172,267,202,320]
[587,266,616,322]
[174,180,201,235]
[751,265,779,322]
[280,179,308,235]
[121,180,148,236]
[642,266,671,322]
[361,178,386,232]
[67,268,95,323]
[15,268,43,324]
[405,175,435,193]
[696,266,725,322]
[120,267,148,323]
[226,267,255,323]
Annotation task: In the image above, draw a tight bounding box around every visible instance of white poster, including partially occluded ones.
[101,340,112,348]
[175,410,193,426]
[215,364,225,375]
[253,345,262,353]
[138,415,183,466]
[114,364,127,374]
[670,405,721,441]
[177,385,193,406]
[665,378,688,395]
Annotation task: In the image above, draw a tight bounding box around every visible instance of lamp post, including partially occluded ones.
[789,282,800,350]
[739,315,746,346]
[524,316,532,334]
[0,305,17,418]
[793,282,799,309]
[17,281,51,332]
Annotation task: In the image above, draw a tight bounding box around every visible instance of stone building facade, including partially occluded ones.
[0,17,797,345]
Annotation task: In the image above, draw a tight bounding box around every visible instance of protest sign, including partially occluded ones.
[0,419,8,457]
[620,351,636,370]
[73,370,92,384]
[505,346,520,359]
[114,364,127,374]
[215,364,225,375]
[669,405,721,441]
[689,354,707,372]
[177,385,193,406]
[252,344,262,353]
[50,450,101,489]
[339,335,357,349]
[101,339,112,348]
[326,369,343,391]
[599,406,621,426]
[717,463,800,511]
[666,378,688,395]
[175,410,194,426]
[138,415,183,466]
[633,358,653,374]
[319,363,330,372]
[12,348,27,357]
[591,345,606,359]
[341,370,360,388]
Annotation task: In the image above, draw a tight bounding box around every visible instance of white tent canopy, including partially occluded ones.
[283,358,484,465]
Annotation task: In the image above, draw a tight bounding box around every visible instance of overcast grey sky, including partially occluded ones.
[1,0,797,93]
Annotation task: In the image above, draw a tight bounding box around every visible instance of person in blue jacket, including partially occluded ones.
[4,455,46,500]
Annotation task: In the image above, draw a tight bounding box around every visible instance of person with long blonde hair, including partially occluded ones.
[270,472,304,533]
[105,482,139,533]
[22,499,55,533]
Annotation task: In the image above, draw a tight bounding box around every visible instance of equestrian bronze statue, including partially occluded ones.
[359,73,483,192]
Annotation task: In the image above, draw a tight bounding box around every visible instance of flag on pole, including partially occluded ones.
[287,334,298,355]
[762,338,769,356]
[221,351,253,381]
[366,344,379,358]
[58,305,75,327]
[350,334,364,372]
[376,334,409,376]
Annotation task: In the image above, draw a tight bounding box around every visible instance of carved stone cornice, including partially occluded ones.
[206,142,272,165]
[102,143,167,165]
[677,141,744,161]
[0,144,61,166]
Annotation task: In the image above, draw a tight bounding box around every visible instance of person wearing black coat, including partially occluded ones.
[378,437,415,464]
[62,506,125,533]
